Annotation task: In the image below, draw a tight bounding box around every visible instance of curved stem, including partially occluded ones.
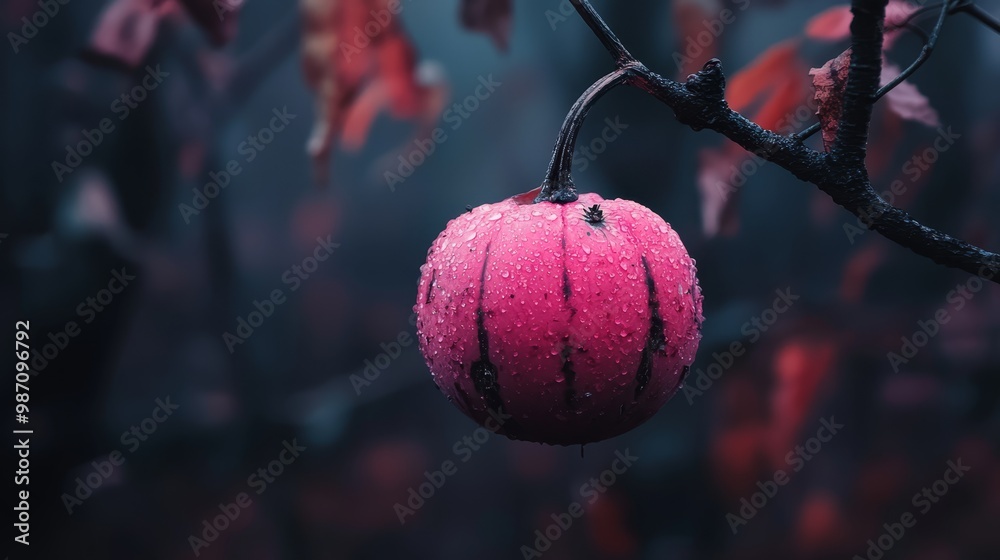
[537,67,633,203]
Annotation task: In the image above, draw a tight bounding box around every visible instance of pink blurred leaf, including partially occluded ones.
[85,0,239,70]
[697,143,744,237]
[882,61,940,128]
[85,0,171,69]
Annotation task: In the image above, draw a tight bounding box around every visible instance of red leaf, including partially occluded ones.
[459,0,512,52]
[301,0,447,184]
[752,76,809,132]
[809,48,852,151]
[805,5,851,41]
[810,51,937,152]
[768,339,838,467]
[726,39,802,113]
[511,187,543,205]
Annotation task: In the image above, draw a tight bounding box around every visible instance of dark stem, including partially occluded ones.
[537,67,633,203]
[832,0,889,164]
[541,0,1000,283]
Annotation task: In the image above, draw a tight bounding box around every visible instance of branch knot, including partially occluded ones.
[684,59,726,103]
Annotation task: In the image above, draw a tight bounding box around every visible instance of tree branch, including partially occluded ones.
[544,0,1000,283]
[795,0,952,143]
[833,0,888,164]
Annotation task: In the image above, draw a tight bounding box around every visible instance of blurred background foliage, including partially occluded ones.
[3,0,1000,558]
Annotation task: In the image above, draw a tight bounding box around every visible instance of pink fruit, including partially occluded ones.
[414,192,703,445]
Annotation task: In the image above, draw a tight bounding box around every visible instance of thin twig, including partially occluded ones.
[958,2,1000,34]
[567,0,634,65]
[876,0,951,102]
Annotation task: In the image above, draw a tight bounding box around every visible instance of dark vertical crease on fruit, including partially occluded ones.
[425,269,437,305]
[470,242,512,433]
[560,213,578,409]
[634,256,666,399]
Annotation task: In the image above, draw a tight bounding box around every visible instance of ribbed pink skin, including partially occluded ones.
[414,192,703,445]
